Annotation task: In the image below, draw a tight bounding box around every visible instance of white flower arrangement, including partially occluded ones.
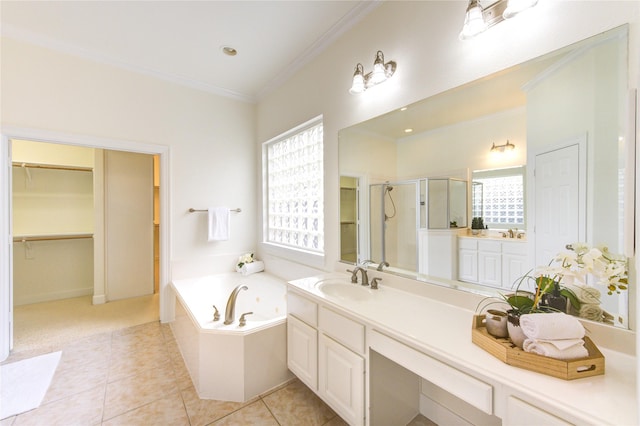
[237,253,254,269]
[533,243,628,297]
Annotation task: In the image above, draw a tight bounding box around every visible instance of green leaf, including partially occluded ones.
[506,295,534,310]
[560,288,581,310]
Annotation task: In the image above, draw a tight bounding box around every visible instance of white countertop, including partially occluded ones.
[458,235,527,242]
[288,272,637,425]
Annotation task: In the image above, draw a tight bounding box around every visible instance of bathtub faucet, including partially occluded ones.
[224,285,248,325]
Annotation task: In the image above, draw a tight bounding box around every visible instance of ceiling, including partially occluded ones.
[0,1,379,103]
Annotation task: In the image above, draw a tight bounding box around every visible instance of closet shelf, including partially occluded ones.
[12,162,93,173]
[13,233,93,242]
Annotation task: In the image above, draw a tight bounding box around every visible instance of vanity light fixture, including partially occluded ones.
[490,140,515,153]
[349,50,397,94]
[459,0,538,40]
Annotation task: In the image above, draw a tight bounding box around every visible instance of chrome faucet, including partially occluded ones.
[224,285,248,325]
[347,266,369,286]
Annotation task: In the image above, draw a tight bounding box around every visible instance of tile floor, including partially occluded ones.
[1,321,351,426]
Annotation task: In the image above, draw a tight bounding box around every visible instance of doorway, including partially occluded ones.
[10,140,159,352]
[0,129,170,361]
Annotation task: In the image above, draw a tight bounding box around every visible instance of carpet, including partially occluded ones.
[0,351,61,419]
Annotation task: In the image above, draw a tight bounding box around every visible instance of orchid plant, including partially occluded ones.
[542,243,628,295]
[512,243,628,313]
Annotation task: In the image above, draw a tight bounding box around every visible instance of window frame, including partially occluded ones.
[261,115,324,268]
[472,165,526,230]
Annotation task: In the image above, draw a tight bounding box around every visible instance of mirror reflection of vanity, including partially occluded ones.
[339,25,633,329]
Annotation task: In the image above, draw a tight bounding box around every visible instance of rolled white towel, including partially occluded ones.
[519,312,585,340]
[239,260,265,276]
[578,304,603,321]
[563,283,601,304]
[523,338,588,360]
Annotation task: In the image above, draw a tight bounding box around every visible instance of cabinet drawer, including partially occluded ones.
[505,396,572,425]
[287,291,318,326]
[502,241,527,255]
[369,330,492,414]
[458,238,478,250]
[319,306,365,354]
[478,240,501,252]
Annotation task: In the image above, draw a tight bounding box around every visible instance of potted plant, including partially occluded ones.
[477,242,628,346]
[471,217,484,235]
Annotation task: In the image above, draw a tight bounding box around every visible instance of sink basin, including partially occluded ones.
[314,279,373,302]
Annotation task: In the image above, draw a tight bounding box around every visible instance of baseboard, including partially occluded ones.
[92,294,106,304]
[14,287,93,306]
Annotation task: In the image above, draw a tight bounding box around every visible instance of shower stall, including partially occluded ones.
[369,181,419,272]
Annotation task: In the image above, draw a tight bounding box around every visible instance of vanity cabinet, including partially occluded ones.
[478,240,502,287]
[287,290,366,426]
[287,291,318,390]
[458,238,527,288]
[504,396,573,426]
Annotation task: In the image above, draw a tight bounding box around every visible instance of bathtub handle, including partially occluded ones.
[239,311,253,327]
[212,305,220,322]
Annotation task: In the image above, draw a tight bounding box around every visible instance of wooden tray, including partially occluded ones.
[472,315,605,380]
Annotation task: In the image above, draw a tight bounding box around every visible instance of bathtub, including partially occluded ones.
[170,272,292,402]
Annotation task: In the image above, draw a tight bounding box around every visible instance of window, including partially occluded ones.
[472,166,525,229]
[264,116,323,254]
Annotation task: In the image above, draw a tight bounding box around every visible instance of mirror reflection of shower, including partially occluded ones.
[384,183,396,221]
[369,181,419,273]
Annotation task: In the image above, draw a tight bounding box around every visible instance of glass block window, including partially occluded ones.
[473,166,525,228]
[264,117,324,253]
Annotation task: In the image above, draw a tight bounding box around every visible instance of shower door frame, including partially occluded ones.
[369,179,420,273]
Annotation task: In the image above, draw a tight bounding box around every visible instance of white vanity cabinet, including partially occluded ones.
[287,291,318,390]
[502,242,528,289]
[504,396,573,426]
[458,238,479,282]
[287,289,366,426]
[458,237,527,288]
[318,306,365,426]
[478,240,502,287]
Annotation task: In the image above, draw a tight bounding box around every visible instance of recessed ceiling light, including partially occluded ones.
[404,128,413,133]
[221,46,237,56]
[400,107,408,111]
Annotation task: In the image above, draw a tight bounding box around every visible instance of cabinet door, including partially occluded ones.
[458,249,478,283]
[502,254,527,289]
[478,251,502,287]
[287,315,318,390]
[319,334,365,426]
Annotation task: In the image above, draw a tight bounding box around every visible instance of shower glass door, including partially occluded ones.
[369,181,419,272]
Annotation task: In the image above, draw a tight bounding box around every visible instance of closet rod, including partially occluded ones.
[12,162,92,172]
[189,208,241,213]
[13,234,93,243]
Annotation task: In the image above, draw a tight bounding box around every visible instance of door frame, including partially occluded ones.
[0,126,171,361]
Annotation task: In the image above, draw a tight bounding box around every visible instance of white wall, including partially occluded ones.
[256,1,640,281]
[1,36,258,276]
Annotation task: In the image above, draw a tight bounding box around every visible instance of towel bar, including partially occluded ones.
[189,208,241,213]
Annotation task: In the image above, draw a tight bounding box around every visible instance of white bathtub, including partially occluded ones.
[170,272,292,402]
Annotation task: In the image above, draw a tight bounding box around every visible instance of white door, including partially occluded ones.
[534,139,585,266]
[105,151,153,300]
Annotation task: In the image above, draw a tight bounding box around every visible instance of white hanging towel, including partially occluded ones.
[208,207,230,241]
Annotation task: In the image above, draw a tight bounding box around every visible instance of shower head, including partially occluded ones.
[385,184,394,192]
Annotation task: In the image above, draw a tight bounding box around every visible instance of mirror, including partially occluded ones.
[339,26,632,328]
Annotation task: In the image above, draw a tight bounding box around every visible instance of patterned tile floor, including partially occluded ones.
[1,321,348,426]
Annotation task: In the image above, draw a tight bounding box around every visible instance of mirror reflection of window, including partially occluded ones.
[472,166,525,229]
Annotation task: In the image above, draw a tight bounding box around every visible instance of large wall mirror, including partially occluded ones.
[339,25,633,329]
